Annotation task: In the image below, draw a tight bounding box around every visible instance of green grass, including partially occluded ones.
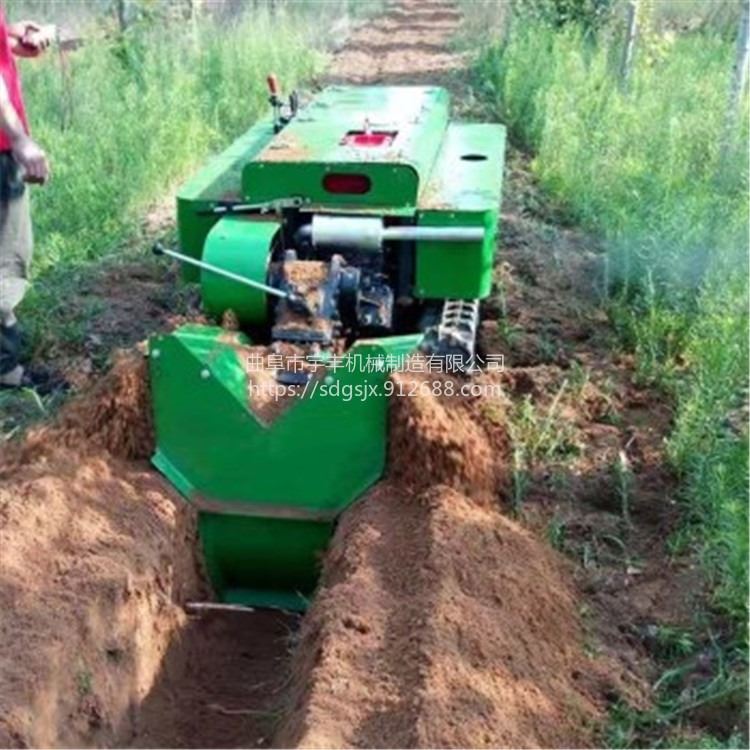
[506,381,580,511]
[22,8,323,276]
[607,635,747,748]
[471,8,748,747]
[476,23,747,285]
[474,8,748,622]
[12,2,382,359]
[1,1,380,433]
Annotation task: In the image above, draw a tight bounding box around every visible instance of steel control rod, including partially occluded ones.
[153,242,288,299]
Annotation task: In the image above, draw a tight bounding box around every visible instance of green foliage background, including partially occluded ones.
[472,3,748,745]
[19,7,325,274]
[475,16,748,624]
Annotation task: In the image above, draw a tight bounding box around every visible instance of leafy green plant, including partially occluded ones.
[546,515,568,550]
[508,381,577,460]
[652,624,696,661]
[607,652,747,749]
[75,667,92,697]
[23,8,324,277]
[473,5,749,646]
[613,449,634,529]
[506,381,579,510]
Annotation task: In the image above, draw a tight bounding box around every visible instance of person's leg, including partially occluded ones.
[0,182,33,387]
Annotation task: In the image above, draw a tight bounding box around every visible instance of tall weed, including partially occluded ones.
[18,7,324,274]
[474,18,749,631]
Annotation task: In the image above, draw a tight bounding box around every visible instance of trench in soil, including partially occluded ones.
[128,610,297,749]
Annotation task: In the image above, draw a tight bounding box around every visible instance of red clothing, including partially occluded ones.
[0,6,28,152]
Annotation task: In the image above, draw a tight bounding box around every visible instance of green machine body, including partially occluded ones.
[150,84,506,609]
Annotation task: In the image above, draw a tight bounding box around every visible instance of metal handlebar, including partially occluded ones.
[152,243,288,299]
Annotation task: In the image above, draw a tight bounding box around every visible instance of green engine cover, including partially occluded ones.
[201,216,276,325]
[243,85,450,211]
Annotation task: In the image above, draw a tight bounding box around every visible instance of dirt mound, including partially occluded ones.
[276,373,611,748]
[4,350,154,473]
[0,346,205,747]
[416,486,603,748]
[0,448,202,747]
[276,482,433,749]
[388,371,500,502]
[277,480,607,748]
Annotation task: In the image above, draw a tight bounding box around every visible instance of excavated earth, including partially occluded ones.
[0,0,704,747]
[0,354,616,748]
[275,376,611,748]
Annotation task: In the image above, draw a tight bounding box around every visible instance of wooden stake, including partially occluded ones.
[619,0,639,92]
[719,0,750,168]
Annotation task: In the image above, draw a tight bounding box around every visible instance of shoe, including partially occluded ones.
[0,364,69,396]
[0,323,21,375]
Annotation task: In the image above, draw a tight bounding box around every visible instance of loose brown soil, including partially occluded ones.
[129,610,297,749]
[0,1,711,748]
[0,359,297,749]
[4,350,156,468]
[325,0,465,86]
[276,410,613,747]
[0,354,200,747]
[0,443,201,747]
[274,259,336,340]
[239,342,324,424]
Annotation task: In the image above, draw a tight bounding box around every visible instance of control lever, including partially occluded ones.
[267,73,283,133]
[266,73,299,133]
[152,243,312,315]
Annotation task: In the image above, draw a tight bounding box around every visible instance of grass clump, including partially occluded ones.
[607,636,747,748]
[471,6,748,745]
[473,5,747,632]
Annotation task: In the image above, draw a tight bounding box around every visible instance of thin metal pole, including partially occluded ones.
[185,601,257,614]
[720,0,750,167]
[153,243,288,299]
[619,0,639,92]
[383,226,485,243]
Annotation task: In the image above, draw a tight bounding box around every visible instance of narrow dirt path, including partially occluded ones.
[325,0,464,85]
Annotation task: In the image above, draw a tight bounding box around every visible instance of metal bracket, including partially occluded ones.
[198,195,307,217]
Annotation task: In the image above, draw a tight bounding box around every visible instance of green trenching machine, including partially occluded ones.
[149,78,506,610]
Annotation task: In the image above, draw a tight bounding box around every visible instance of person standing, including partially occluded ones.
[0,5,53,388]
